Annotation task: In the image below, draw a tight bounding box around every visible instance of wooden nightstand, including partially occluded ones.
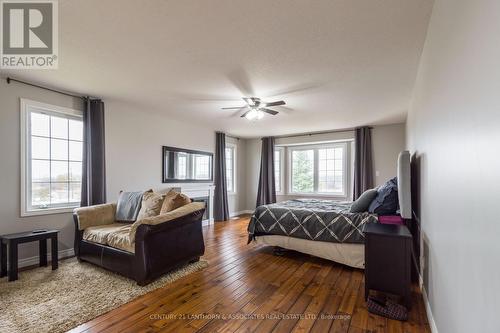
[364,222,412,308]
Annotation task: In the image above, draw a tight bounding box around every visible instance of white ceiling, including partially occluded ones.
[1,0,434,138]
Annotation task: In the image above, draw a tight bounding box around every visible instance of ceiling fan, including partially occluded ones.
[222,97,285,120]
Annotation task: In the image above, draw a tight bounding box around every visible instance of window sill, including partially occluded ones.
[21,206,79,217]
[285,192,348,199]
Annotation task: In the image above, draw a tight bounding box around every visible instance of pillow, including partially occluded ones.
[115,191,144,222]
[160,189,191,214]
[350,188,378,213]
[136,190,165,220]
[368,177,399,215]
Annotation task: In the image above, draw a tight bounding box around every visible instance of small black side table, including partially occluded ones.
[364,223,412,308]
[0,230,59,281]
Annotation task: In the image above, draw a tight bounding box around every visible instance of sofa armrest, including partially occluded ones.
[130,202,205,240]
[73,203,117,230]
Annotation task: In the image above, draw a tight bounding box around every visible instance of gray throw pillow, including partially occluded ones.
[115,191,144,222]
[350,188,378,213]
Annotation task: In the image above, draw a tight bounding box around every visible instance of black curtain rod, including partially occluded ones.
[269,126,373,140]
[6,77,96,100]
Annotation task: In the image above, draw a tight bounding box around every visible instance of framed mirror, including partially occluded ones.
[162,146,213,183]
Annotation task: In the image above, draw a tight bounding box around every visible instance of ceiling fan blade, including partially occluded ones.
[222,106,246,110]
[240,110,251,118]
[264,100,285,107]
[260,108,279,115]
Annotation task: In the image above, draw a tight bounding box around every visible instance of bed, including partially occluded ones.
[247,150,412,269]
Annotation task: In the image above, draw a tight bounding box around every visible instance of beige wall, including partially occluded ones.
[406,0,500,331]
[105,101,215,199]
[0,79,84,261]
[372,123,406,186]
[244,123,406,210]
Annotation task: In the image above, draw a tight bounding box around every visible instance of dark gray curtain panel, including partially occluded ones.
[256,137,277,207]
[81,98,107,207]
[214,132,230,221]
[353,126,374,200]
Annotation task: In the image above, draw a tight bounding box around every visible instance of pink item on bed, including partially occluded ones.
[378,215,404,225]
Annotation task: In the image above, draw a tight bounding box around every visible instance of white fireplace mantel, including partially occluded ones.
[175,183,215,226]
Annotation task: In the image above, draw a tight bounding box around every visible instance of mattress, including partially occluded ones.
[248,199,378,244]
[255,235,365,269]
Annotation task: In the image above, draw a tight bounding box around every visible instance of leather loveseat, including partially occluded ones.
[73,201,205,285]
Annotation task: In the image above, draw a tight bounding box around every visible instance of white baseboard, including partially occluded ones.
[230,210,253,217]
[419,275,438,333]
[18,248,75,269]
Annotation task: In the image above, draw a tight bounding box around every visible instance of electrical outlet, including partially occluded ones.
[375,170,380,177]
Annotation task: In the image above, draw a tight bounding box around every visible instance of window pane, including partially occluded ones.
[318,147,344,193]
[51,183,69,203]
[70,183,81,202]
[32,160,50,182]
[31,136,50,159]
[32,183,50,206]
[51,138,68,160]
[292,150,314,193]
[50,116,68,139]
[176,154,187,179]
[51,161,69,181]
[26,107,83,212]
[31,112,49,137]
[195,155,210,179]
[69,119,83,141]
[69,162,82,181]
[274,150,281,192]
[69,141,83,161]
[225,147,234,192]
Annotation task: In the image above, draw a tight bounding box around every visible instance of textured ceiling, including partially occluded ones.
[0,0,434,138]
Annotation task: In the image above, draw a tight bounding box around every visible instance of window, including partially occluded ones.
[225,144,236,193]
[21,99,84,216]
[274,147,284,193]
[288,142,349,196]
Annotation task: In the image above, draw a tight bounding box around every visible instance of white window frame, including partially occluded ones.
[225,143,237,194]
[286,142,351,198]
[20,98,84,217]
[274,146,285,195]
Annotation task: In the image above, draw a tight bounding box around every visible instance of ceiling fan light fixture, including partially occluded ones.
[245,108,264,121]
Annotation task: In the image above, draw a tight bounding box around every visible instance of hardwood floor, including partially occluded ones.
[69,216,431,333]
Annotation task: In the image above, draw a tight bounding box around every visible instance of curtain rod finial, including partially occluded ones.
[6,77,11,84]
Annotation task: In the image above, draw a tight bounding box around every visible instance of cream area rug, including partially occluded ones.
[0,257,208,333]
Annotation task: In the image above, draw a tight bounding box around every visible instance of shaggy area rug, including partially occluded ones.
[0,257,208,333]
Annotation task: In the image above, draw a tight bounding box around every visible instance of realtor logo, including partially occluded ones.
[1,0,58,69]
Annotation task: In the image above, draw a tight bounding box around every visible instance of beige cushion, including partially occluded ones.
[130,202,205,239]
[82,223,131,247]
[107,227,135,253]
[136,190,165,220]
[74,203,117,230]
[160,189,191,214]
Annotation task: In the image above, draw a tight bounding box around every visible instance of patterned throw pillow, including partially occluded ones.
[160,189,191,214]
[136,190,165,220]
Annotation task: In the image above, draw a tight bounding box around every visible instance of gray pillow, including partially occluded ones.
[350,188,378,213]
[115,191,144,222]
